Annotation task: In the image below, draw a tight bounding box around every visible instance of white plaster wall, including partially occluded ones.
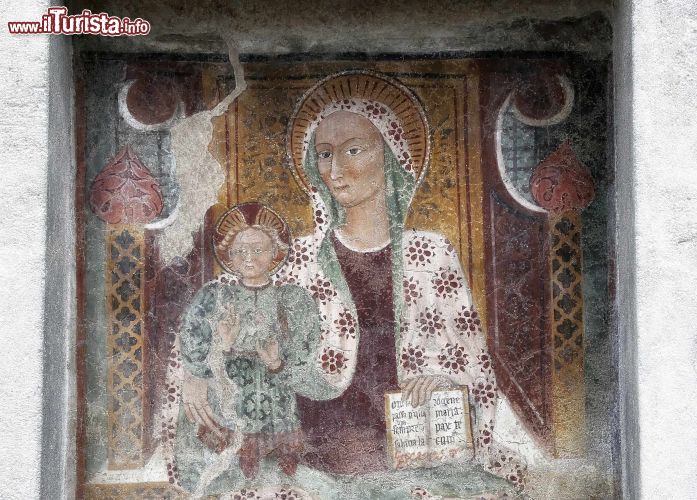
[0,1,51,498]
[621,0,697,498]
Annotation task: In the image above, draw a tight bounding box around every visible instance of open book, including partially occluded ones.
[384,388,474,469]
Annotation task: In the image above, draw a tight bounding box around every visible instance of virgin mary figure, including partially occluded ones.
[275,71,541,496]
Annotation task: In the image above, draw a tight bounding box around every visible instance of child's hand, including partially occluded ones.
[256,338,282,371]
[218,307,239,351]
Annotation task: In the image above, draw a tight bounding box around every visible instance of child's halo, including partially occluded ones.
[213,202,291,276]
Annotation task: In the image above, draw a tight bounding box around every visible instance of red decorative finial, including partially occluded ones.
[529,141,595,212]
[89,146,164,224]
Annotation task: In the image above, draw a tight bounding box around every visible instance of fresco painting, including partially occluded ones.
[77,56,611,498]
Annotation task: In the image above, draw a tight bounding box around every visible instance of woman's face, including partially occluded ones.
[228,227,275,281]
[314,111,385,209]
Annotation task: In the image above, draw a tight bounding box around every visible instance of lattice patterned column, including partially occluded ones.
[530,141,595,457]
[90,147,163,469]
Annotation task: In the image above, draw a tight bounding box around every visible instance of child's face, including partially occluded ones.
[228,228,275,282]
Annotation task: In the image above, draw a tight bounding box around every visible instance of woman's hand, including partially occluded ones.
[401,375,453,407]
[182,373,226,438]
[256,338,282,371]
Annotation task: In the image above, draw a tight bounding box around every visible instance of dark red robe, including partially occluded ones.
[298,234,400,474]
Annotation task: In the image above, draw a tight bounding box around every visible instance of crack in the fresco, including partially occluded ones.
[153,33,247,263]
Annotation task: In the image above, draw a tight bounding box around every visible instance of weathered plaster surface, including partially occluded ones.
[155,39,246,263]
[0,1,75,497]
[0,1,50,499]
[619,1,697,498]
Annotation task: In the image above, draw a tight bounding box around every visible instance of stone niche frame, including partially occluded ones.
[60,24,625,500]
[5,1,695,499]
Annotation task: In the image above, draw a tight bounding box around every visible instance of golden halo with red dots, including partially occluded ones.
[287,70,431,195]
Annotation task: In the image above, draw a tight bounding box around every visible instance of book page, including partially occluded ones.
[385,388,474,469]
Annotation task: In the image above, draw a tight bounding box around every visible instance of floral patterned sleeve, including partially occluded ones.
[179,283,220,379]
[400,231,519,481]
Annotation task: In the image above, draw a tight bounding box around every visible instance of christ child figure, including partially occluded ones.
[179,203,323,481]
